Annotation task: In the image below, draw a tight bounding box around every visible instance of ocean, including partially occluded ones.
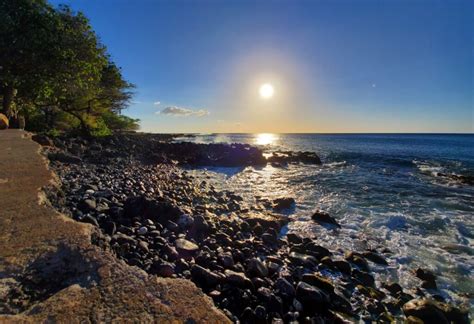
[176,133,474,306]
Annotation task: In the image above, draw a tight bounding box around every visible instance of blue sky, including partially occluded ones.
[51,0,473,133]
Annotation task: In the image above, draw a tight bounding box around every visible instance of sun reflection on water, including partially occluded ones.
[255,133,278,146]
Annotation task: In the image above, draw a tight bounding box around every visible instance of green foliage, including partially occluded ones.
[102,112,140,131]
[0,0,138,136]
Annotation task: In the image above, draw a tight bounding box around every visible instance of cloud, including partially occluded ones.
[154,101,161,105]
[131,100,142,104]
[158,106,210,117]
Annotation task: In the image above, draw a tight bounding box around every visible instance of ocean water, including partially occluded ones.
[176,133,474,306]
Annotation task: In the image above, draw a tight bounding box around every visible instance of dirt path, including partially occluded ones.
[0,130,229,323]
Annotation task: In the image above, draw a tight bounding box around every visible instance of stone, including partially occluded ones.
[150,261,175,277]
[274,278,295,298]
[218,252,235,268]
[247,258,268,278]
[32,134,54,146]
[137,226,148,235]
[402,299,449,324]
[383,282,403,295]
[295,281,329,308]
[191,265,223,287]
[301,273,335,294]
[175,238,199,260]
[362,251,388,265]
[273,197,295,210]
[352,269,375,288]
[48,152,82,164]
[224,269,252,288]
[80,215,99,227]
[79,199,97,212]
[345,252,370,272]
[0,113,8,129]
[311,211,341,228]
[286,233,303,244]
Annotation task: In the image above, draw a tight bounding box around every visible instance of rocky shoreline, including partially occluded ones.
[38,133,469,323]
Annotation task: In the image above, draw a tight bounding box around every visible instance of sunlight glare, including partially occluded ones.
[259,83,274,99]
[255,133,278,145]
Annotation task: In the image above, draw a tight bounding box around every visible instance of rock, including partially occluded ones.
[218,252,234,268]
[295,281,329,308]
[191,265,223,287]
[247,258,268,278]
[383,282,403,295]
[79,199,97,212]
[286,233,303,244]
[274,278,295,298]
[112,233,136,245]
[345,252,370,272]
[415,268,437,290]
[103,221,116,235]
[48,152,82,164]
[254,305,267,321]
[138,240,149,253]
[311,211,341,228]
[352,269,375,287]
[0,113,8,129]
[273,197,295,211]
[80,215,99,227]
[288,252,317,267]
[362,251,388,265]
[224,269,252,288]
[175,238,199,260]
[403,299,449,324]
[332,260,352,275]
[301,273,335,294]
[150,261,175,277]
[137,226,148,235]
[32,134,54,146]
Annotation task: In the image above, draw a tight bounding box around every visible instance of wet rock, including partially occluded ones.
[273,197,295,211]
[311,211,341,228]
[286,233,303,244]
[415,268,437,289]
[301,273,335,294]
[288,252,317,267]
[383,282,403,295]
[362,251,388,265]
[345,252,370,272]
[352,269,375,287]
[295,281,329,309]
[247,258,268,278]
[402,299,449,324]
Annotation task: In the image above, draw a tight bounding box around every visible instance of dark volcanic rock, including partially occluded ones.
[311,211,341,228]
[403,299,449,324]
[191,265,223,287]
[247,258,268,278]
[295,281,329,309]
[273,197,295,211]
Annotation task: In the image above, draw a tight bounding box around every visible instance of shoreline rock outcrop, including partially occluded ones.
[0,130,229,322]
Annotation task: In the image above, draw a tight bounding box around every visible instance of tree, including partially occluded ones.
[0,0,138,134]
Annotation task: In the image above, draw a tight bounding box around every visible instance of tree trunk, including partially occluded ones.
[2,84,15,117]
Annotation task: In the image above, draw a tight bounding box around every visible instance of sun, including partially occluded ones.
[259,83,274,99]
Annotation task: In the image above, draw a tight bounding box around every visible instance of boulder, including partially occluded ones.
[191,265,224,287]
[403,299,449,324]
[0,113,8,129]
[311,210,341,228]
[48,152,82,164]
[247,258,268,278]
[174,238,199,260]
[295,281,330,308]
[273,197,295,211]
[32,134,54,146]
